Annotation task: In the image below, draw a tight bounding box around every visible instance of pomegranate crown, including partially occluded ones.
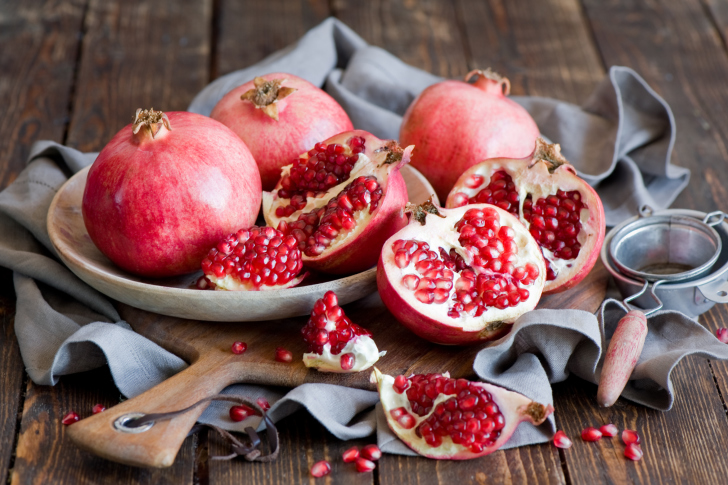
[132,108,171,139]
[465,68,511,96]
[530,138,572,173]
[241,77,297,121]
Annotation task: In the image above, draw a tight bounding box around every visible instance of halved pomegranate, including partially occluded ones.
[302,291,384,372]
[373,369,553,459]
[377,201,546,345]
[446,139,605,293]
[201,226,306,290]
[263,130,412,274]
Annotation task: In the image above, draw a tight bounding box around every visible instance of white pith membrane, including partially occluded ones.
[381,204,546,330]
[262,139,403,260]
[207,273,305,291]
[303,336,385,373]
[447,160,601,288]
[372,368,553,459]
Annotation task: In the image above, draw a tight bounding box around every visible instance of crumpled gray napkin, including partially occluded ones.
[0,16,714,459]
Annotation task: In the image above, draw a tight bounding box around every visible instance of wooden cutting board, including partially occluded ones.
[67,262,608,468]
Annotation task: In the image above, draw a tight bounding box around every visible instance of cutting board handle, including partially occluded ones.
[67,356,232,468]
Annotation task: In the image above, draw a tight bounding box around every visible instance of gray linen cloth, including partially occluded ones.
[1,17,720,458]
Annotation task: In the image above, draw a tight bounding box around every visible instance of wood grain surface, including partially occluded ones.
[2,0,728,483]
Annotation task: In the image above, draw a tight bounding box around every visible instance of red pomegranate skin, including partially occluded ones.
[82,111,262,278]
[400,72,539,200]
[210,73,354,191]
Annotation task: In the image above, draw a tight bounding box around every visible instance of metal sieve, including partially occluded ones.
[609,207,724,284]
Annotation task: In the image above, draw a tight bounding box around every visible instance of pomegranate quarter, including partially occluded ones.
[83,109,261,278]
[447,138,605,293]
[377,201,546,345]
[263,130,413,274]
[373,368,553,459]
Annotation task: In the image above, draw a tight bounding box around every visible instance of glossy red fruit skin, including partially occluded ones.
[211,73,353,191]
[83,111,261,278]
[400,70,539,200]
[264,130,412,275]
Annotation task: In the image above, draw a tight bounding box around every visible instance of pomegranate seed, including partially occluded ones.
[600,423,618,437]
[310,460,331,477]
[624,443,643,461]
[355,457,376,473]
[581,427,602,442]
[61,411,79,426]
[342,446,359,462]
[92,404,106,414]
[393,375,410,393]
[552,430,572,449]
[229,404,256,422]
[231,341,247,354]
[275,347,293,363]
[360,444,381,461]
[622,429,640,445]
[340,353,355,370]
[717,328,728,343]
[256,397,271,411]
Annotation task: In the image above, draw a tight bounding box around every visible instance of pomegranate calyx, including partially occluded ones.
[240,77,297,121]
[405,196,445,226]
[529,138,570,173]
[132,108,171,140]
[464,68,511,96]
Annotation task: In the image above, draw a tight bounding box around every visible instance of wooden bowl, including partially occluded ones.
[47,165,437,321]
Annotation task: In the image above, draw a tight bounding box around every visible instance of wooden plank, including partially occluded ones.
[207,411,374,484]
[552,353,728,483]
[10,368,195,485]
[0,295,24,484]
[454,0,604,102]
[0,0,86,188]
[333,0,470,78]
[65,0,212,153]
[214,0,330,78]
[11,0,212,482]
[704,0,728,49]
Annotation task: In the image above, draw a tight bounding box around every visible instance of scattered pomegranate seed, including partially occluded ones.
[621,429,640,445]
[231,341,247,354]
[257,397,271,411]
[275,347,293,363]
[310,460,331,478]
[195,276,212,289]
[360,444,381,461]
[342,446,359,463]
[355,457,376,473]
[624,443,643,461]
[552,430,573,449]
[229,404,257,422]
[393,375,410,394]
[61,411,79,426]
[599,424,618,437]
[581,427,602,442]
[91,404,106,414]
[717,328,728,343]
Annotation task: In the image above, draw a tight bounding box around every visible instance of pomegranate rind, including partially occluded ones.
[373,368,554,460]
[377,204,546,345]
[446,140,605,294]
[263,130,412,274]
[302,336,384,373]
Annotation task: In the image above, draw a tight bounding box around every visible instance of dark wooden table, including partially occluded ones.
[2,0,728,483]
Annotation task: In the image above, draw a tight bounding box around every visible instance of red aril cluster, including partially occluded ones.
[378,202,546,345]
[447,139,605,293]
[201,226,305,290]
[263,130,412,274]
[374,369,553,459]
[279,175,383,257]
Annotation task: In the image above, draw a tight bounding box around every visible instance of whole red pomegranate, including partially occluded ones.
[400,69,539,200]
[83,109,261,278]
[263,130,412,275]
[373,368,553,459]
[446,138,605,293]
[210,73,354,191]
[377,200,546,345]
